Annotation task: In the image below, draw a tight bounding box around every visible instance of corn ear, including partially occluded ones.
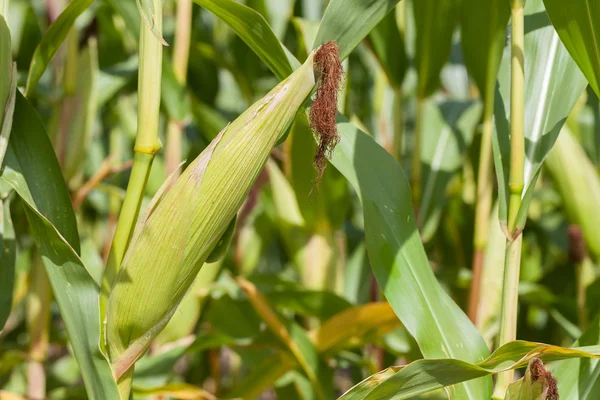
[106,51,316,377]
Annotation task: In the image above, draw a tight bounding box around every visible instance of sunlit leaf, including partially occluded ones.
[492,0,588,231]
[193,0,295,80]
[314,0,403,61]
[1,92,119,399]
[340,341,600,399]
[330,114,492,399]
[543,0,600,97]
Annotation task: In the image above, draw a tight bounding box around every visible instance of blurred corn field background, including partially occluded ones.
[1,0,600,399]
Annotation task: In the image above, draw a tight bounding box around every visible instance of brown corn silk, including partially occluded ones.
[309,40,343,184]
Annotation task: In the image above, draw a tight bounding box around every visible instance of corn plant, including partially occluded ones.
[2,0,600,399]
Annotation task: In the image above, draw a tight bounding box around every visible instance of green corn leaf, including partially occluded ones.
[237,278,333,400]
[229,302,399,398]
[286,113,350,231]
[63,38,99,183]
[329,114,492,399]
[292,17,320,60]
[339,340,600,399]
[1,92,119,399]
[133,384,215,399]
[0,15,16,168]
[367,9,408,90]
[208,9,491,397]
[492,0,588,232]
[0,196,16,331]
[545,126,600,259]
[313,0,403,61]
[413,0,461,98]
[419,100,482,242]
[549,315,600,399]
[193,0,295,80]
[25,0,94,96]
[460,0,510,103]
[543,0,600,97]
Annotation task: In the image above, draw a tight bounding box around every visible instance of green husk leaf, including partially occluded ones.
[206,216,236,263]
[505,359,557,400]
[107,54,316,376]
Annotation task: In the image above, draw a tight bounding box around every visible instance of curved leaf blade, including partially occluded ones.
[492,0,588,229]
[543,0,600,97]
[419,100,482,242]
[367,9,408,90]
[329,114,492,399]
[193,0,294,80]
[25,0,94,96]
[313,0,403,61]
[550,315,600,399]
[413,0,461,98]
[0,197,15,331]
[460,0,510,102]
[0,15,16,167]
[339,341,600,399]
[1,92,119,399]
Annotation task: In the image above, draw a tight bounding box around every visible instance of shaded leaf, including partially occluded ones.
[460,0,510,102]
[550,315,600,398]
[413,0,460,98]
[193,0,295,80]
[25,0,94,96]
[367,9,408,89]
[419,100,482,242]
[0,197,15,331]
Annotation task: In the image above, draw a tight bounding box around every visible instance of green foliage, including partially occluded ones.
[314,0,403,61]
[413,0,461,98]
[2,93,119,399]
[2,0,600,399]
[544,0,600,97]
[25,0,94,96]
[492,0,588,232]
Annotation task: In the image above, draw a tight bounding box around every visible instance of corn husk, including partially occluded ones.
[106,52,316,376]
